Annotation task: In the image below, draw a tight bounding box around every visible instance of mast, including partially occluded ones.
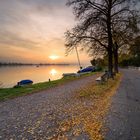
[75,46,82,69]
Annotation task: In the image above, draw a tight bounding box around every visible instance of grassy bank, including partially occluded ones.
[59,73,122,140]
[0,72,100,101]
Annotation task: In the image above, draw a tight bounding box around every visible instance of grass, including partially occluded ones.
[0,72,100,101]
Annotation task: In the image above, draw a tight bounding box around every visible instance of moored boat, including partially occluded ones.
[17,80,33,86]
[77,66,96,73]
[62,73,80,78]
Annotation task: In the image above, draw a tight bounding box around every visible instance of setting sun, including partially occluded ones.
[49,55,59,60]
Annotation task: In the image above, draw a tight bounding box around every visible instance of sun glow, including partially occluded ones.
[50,69,57,76]
[49,55,59,60]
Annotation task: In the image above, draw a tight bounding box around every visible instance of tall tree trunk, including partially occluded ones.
[108,47,113,77]
[114,42,119,73]
[107,2,113,78]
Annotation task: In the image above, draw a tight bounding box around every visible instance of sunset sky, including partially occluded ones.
[0,0,91,64]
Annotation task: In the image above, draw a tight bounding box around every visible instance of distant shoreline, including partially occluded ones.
[0,63,71,67]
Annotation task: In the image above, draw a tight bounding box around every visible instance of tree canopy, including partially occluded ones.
[130,36,140,57]
[65,0,140,76]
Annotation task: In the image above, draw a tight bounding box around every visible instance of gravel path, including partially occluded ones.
[0,74,99,140]
[105,69,140,140]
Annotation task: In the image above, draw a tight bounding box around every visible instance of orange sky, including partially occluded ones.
[0,0,91,65]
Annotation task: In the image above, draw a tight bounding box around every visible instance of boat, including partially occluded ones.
[17,80,33,86]
[62,73,80,77]
[77,66,96,73]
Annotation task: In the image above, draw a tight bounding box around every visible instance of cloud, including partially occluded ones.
[0,0,74,42]
[0,0,90,64]
[0,30,39,50]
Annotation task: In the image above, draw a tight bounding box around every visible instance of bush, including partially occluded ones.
[95,66,103,71]
[119,56,140,67]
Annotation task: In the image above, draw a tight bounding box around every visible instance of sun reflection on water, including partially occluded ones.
[0,65,79,88]
[50,69,57,76]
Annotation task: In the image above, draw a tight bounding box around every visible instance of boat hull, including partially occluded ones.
[17,80,33,86]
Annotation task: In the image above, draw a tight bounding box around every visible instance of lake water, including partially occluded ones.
[0,65,81,88]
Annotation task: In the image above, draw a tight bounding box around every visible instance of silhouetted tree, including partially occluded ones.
[130,36,140,57]
[90,59,96,66]
[65,0,139,77]
[112,6,140,73]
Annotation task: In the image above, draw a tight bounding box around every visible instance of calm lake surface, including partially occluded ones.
[0,65,81,88]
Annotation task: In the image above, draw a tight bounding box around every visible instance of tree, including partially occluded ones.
[118,35,140,67]
[130,36,140,57]
[112,6,140,73]
[90,59,96,66]
[90,57,107,67]
[65,0,139,77]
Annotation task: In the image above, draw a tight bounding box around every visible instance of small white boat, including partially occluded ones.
[62,73,80,77]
